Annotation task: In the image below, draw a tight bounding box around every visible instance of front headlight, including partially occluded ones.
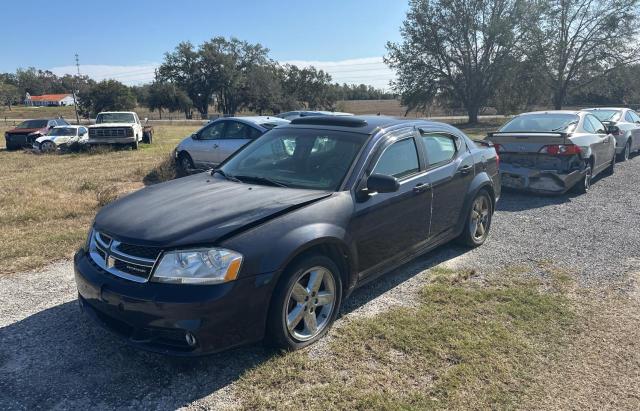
[152,248,243,285]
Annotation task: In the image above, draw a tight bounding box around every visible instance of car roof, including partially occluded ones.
[218,116,290,127]
[583,107,626,111]
[284,115,462,135]
[52,125,80,129]
[518,110,581,116]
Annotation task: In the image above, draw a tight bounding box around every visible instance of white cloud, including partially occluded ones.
[49,56,395,89]
[50,64,159,85]
[282,56,395,90]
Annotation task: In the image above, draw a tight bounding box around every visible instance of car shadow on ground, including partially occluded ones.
[0,244,471,409]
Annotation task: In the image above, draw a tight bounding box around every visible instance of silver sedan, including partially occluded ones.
[488,111,616,194]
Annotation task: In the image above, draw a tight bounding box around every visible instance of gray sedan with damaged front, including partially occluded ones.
[488,111,616,194]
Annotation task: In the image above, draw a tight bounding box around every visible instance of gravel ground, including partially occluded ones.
[1,156,639,410]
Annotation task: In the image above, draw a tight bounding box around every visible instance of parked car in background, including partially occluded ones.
[582,107,640,162]
[488,111,616,194]
[175,116,289,171]
[87,112,153,150]
[34,125,89,152]
[75,115,500,355]
[4,118,69,150]
[277,111,353,121]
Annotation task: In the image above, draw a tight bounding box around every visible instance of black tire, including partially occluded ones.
[617,140,631,162]
[266,253,343,351]
[603,152,615,176]
[574,162,592,194]
[142,131,153,144]
[457,189,493,247]
[177,151,194,173]
[131,139,139,150]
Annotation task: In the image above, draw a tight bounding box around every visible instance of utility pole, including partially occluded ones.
[72,53,81,124]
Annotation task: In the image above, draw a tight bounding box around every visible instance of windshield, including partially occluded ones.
[49,128,76,136]
[500,114,579,133]
[16,120,48,129]
[586,110,621,122]
[220,128,368,191]
[96,113,135,124]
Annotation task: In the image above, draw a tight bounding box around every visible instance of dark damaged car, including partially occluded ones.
[74,116,500,355]
[4,118,69,150]
[488,111,616,194]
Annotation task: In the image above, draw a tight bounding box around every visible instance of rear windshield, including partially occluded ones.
[15,120,48,129]
[499,114,579,133]
[96,113,135,124]
[586,110,621,122]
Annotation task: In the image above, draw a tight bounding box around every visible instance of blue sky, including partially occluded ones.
[2,0,408,89]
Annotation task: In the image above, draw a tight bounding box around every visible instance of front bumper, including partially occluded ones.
[87,137,136,145]
[74,249,276,356]
[499,163,585,194]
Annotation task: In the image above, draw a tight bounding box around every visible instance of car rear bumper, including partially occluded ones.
[6,134,36,147]
[88,137,136,145]
[499,164,585,194]
[74,249,275,356]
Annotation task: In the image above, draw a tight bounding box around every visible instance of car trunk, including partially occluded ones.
[487,132,579,172]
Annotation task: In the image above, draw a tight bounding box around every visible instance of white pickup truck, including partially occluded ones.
[87,111,153,149]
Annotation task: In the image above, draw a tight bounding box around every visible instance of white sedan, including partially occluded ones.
[34,125,89,152]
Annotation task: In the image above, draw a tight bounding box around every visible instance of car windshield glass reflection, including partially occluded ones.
[220,129,368,191]
[500,114,579,133]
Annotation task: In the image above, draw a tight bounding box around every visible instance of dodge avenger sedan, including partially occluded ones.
[74,116,500,355]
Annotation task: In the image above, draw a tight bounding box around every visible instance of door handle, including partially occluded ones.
[413,183,431,193]
[458,165,473,174]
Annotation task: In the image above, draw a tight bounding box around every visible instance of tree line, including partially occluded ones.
[387,0,640,123]
[0,39,394,119]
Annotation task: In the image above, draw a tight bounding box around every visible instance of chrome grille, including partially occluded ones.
[89,128,131,138]
[88,230,160,283]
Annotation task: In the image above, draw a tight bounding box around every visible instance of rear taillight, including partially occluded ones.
[538,144,581,156]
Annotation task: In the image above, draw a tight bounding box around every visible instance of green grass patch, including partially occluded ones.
[237,269,575,410]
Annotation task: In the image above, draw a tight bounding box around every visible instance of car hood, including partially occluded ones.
[7,128,43,135]
[89,123,136,128]
[35,135,72,144]
[94,172,332,247]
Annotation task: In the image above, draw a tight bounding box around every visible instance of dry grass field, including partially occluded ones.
[0,124,199,274]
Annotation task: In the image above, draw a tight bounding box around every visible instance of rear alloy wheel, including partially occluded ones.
[267,254,342,350]
[458,190,492,247]
[575,164,592,194]
[618,141,631,162]
[39,141,56,153]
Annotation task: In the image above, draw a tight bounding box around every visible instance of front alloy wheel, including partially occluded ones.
[267,254,342,350]
[40,141,56,153]
[285,266,336,342]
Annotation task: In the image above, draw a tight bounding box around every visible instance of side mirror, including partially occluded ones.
[191,133,199,140]
[605,125,619,135]
[366,173,400,194]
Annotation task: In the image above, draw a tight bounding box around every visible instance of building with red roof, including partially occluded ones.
[25,93,76,106]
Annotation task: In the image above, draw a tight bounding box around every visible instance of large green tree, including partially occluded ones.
[386,0,532,123]
[533,0,640,109]
[157,37,271,117]
[78,80,136,117]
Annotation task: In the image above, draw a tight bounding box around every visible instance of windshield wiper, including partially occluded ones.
[211,169,242,183]
[232,175,289,188]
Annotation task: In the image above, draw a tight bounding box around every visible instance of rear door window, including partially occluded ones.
[583,116,597,133]
[586,115,606,134]
[630,111,640,123]
[225,121,251,139]
[420,133,457,167]
[373,138,420,179]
